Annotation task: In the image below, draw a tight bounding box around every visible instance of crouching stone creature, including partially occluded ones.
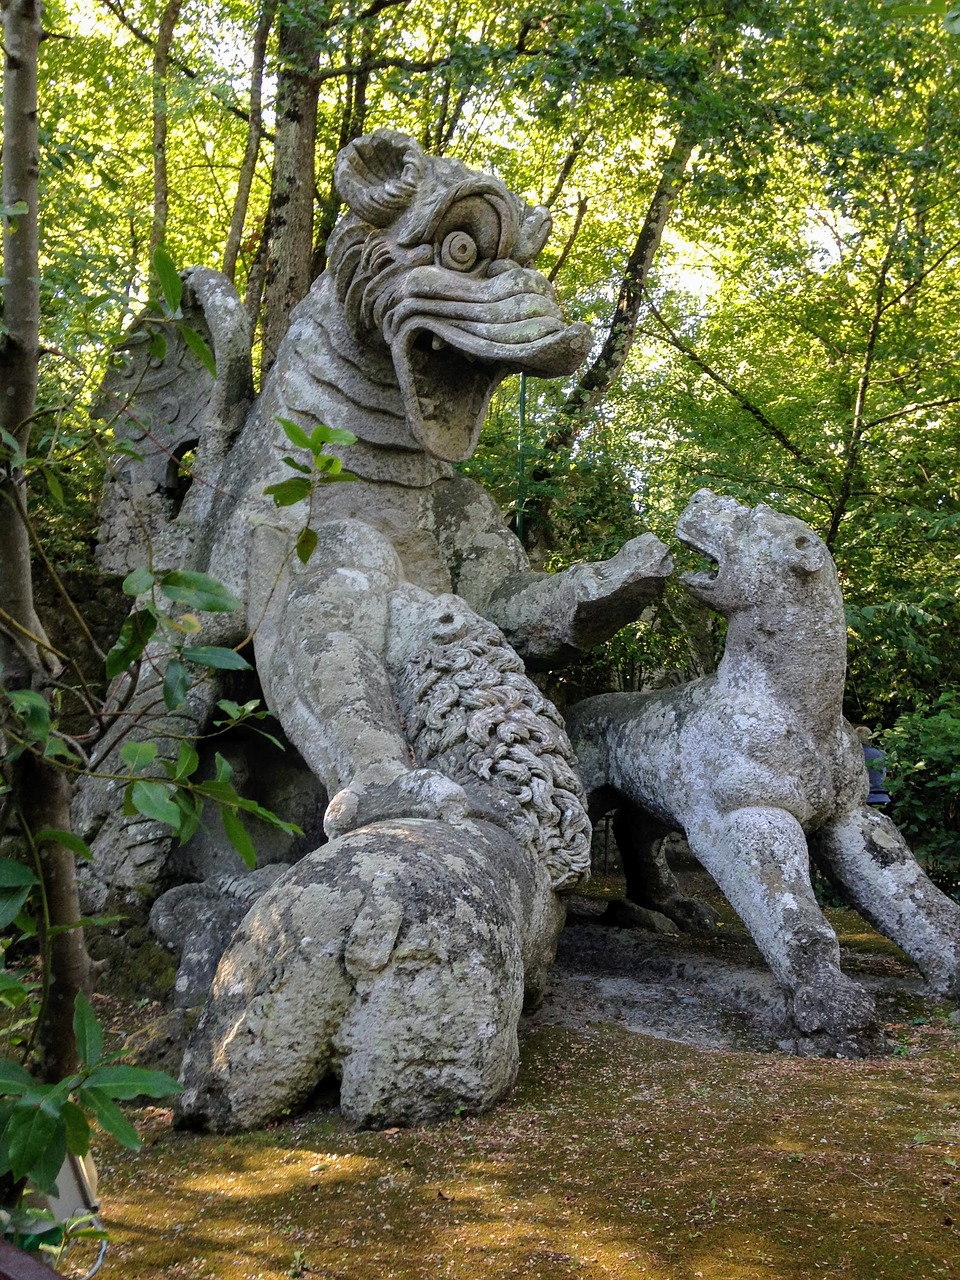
[76,130,672,1128]
[567,490,960,1056]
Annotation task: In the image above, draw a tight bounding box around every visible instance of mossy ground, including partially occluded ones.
[94,907,960,1280]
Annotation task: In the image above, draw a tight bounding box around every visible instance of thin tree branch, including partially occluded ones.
[547,124,698,450]
[149,0,184,259]
[548,194,587,283]
[224,0,277,282]
[826,217,902,547]
[641,297,818,469]
[864,396,960,431]
[544,136,585,209]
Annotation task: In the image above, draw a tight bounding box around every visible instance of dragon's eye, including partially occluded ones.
[440,231,479,271]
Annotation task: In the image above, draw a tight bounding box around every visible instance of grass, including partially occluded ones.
[95,905,960,1280]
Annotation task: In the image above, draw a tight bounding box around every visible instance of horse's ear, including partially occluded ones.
[786,531,827,576]
[334,130,426,227]
[514,206,552,264]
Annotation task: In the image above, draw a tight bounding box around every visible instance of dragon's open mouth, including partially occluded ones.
[386,266,591,461]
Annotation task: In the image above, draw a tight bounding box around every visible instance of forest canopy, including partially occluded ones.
[7,0,960,858]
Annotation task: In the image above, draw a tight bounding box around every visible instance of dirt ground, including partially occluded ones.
[89,882,960,1280]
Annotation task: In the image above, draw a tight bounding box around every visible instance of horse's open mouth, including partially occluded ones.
[677,531,722,592]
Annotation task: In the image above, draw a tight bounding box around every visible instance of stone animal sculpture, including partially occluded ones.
[76,130,672,1129]
[567,489,960,1056]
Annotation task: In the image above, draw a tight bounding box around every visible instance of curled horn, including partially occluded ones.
[334,130,426,227]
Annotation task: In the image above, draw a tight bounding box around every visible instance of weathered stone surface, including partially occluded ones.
[77,130,673,1127]
[176,817,560,1130]
[75,129,670,914]
[150,864,289,1008]
[568,489,960,1056]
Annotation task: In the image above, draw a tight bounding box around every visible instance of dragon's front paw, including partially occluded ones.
[324,768,471,839]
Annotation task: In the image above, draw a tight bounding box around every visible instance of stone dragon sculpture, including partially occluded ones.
[76,131,672,1128]
[567,490,960,1056]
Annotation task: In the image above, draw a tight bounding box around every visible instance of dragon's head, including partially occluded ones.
[326,130,591,462]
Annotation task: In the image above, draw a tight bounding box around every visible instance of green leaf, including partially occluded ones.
[120,741,158,773]
[213,752,233,783]
[0,888,33,931]
[147,329,167,361]
[6,690,50,742]
[77,1087,141,1150]
[129,780,181,828]
[153,246,182,313]
[0,1058,34,1095]
[73,993,103,1069]
[83,1065,182,1100]
[309,423,357,448]
[263,476,311,507]
[122,567,155,597]
[30,1122,67,1197]
[945,4,960,32]
[174,791,202,845]
[0,426,26,466]
[178,322,217,377]
[106,609,159,679]
[221,807,257,869]
[32,830,92,861]
[314,453,343,476]
[0,858,38,889]
[48,916,119,938]
[158,570,242,613]
[280,456,311,474]
[196,778,238,806]
[296,527,318,565]
[174,741,199,780]
[43,736,83,764]
[0,201,28,218]
[62,1100,91,1157]
[276,416,312,450]
[181,645,251,671]
[0,972,31,1009]
[43,467,65,507]
[5,1102,61,1184]
[162,657,190,711]
[112,440,144,461]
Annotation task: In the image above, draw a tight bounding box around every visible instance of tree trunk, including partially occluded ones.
[1,0,44,680]
[521,125,697,560]
[554,125,697,445]
[223,0,277,283]
[149,0,184,260]
[260,14,320,374]
[22,760,93,1082]
[1,0,91,1083]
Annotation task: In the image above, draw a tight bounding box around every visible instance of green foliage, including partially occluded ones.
[881,693,960,896]
[0,852,180,1216]
[264,417,357,564]
[0,990,182,1196]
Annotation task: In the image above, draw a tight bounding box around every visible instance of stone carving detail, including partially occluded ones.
[567,489,960,1055]
[394,615,591,890]
[77,130,672,1127]
[149,865,288,1008]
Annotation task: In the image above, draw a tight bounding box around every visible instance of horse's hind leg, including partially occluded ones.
[811,806,960,997]
[688,805,879,1056]
[611,800,719,931]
